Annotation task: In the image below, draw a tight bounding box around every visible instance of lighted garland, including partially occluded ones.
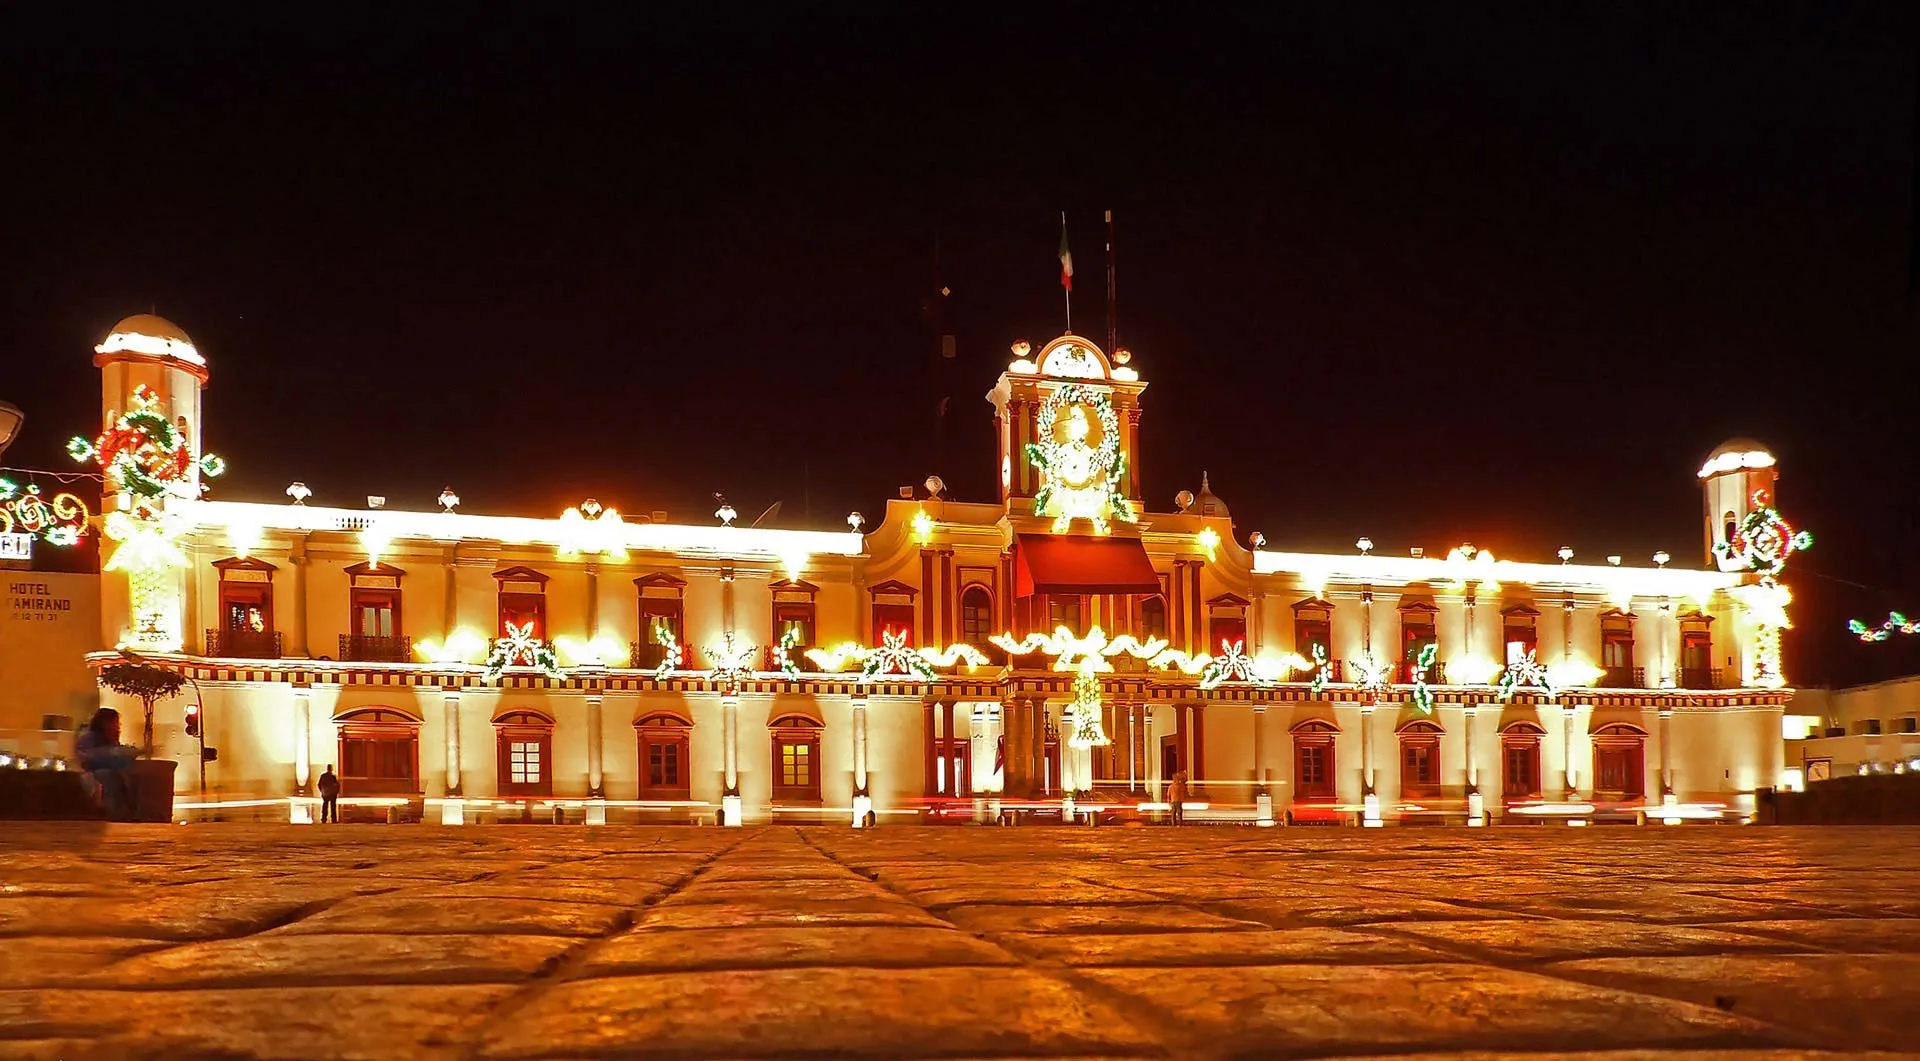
[1408,642,1438,713]
[483,622,566,683]
[1024,383,1134,534]
[1850,613,1918,642]
[650,621,685,681]
[773,626,804,678]
[0,479,91,546]
[1349,650,1394,705]
[1308,644,1331,695]
[1497,648,1557,702]
[1065,664,1112,747]
[861,630,936,680]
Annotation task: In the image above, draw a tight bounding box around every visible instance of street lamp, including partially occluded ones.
[0,401,22,459]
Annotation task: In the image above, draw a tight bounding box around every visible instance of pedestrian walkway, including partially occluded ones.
[1,825,1917,1058]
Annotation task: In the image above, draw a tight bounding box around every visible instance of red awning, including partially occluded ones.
[1015,534,1161,597]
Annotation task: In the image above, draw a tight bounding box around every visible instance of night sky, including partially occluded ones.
[4,6,1915,686]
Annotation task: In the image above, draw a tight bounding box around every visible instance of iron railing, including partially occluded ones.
[205,629,283,659]
[340,634,413,663]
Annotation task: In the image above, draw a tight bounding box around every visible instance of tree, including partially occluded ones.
[96,662,187,756]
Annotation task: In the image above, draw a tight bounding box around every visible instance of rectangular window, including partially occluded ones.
[637,599,685,668]
[1681,630,1713,687]
[872,603,916,646]
[1900,717,1918,734]
[648,742,681,787]
[1858,719,1883,736]
[353,589,398,638]
[1141,598,1169,643]
[1295,742,1333,799]
[1401,741,1439,791]
[1503,623,1538,664]
[509,741,541,784]
[1207,616,1247,655]
[1400,620,1435,682]
[1503,741,1540,799]
[498,592,546,640]
[780,742,812,787]
[1294,618,1330,657]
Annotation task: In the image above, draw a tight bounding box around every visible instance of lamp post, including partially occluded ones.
[119,648,210,795]
[0,401,23,460]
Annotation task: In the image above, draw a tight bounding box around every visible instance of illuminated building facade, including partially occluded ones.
[84,314,1803,824]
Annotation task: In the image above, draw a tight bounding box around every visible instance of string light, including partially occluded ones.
[0,478,90,546]
[1198,639,1275,690]
[773,627,805,678]
[650,621,685,681]
[1498,648,1557,702]
[1850,612,1918,642]
[558,498,630,562]
[1065,664,1111,747]
[1409,642,1438,713]
[706,632,757,694]
[804,631,989,681]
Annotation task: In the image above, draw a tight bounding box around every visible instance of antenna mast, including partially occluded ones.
[1105,210,1117,355]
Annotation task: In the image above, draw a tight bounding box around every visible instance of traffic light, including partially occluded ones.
[183,704,201,739]
[201,747,218,763]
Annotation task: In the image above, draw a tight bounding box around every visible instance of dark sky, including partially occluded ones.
[4,5,1916,686]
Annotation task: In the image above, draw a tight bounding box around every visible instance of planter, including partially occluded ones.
[131,759,179,822]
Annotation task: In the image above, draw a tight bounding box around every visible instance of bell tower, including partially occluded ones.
[90,314,212,651]
[986,334,1146,528]
[1697,438,1777,569]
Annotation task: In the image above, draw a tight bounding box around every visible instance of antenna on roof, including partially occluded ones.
[1105,209,1117,356]
[750,501,783,528]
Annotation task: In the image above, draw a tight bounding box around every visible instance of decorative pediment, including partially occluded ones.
[1207,593,1251,609]
[770,578,820,599]
[868,579,919,599]
[1291,596,1333,614]
[214,556,278,575]
[1499,602,1541,618]
[633,572,688,598]
[491,566,549,585]
[1397,598,1438,614]
[345,560,405,580]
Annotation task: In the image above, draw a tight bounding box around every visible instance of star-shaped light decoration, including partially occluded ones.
[1497,648,1557,702]
[1198,639,1275,690]
[707,631,757,695]
[1850,612,1918,643]
[483,621,566,683]
[1349,649,1394,705]
[861,629,936,680]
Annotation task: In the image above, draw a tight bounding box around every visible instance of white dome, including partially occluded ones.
[1697,438,1774,479]
[96,314,204,367]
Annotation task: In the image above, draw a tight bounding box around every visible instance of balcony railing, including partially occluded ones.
[1601,666,1644,688]
[1679,667,1724,690]
[206,629,283,659]
[340,634,413,663]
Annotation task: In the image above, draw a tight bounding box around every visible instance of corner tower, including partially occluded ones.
[1698,438,1777,569]
[91,314,212,651]
[987,334,1145,521]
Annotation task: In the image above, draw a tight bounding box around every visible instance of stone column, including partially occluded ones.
[851,694,872,827]
[1360,703,1382,826]
[1253,703,1273,824]
[442,547,459,639]
[721,694,742,826]
[1561,704,1580,799]
[923,702,937,796]
[586,693,605,797]
[288,537,310,658]
[443,690,463,797]
[1463,705,1484,825]
[1135,703,1151,792]
[1030,698,1046,795]
[1191,703,1207,794]
[941,701,958,794]
[1001,699,1022,795]
[1659,707,1674,801]
[293,685,313,795]
[584,563,600,640]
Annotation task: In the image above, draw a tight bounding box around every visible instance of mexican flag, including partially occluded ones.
[1058,219,1073,291]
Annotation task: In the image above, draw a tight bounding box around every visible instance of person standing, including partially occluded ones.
[1168,768,1188,826]
[317,765,340,823]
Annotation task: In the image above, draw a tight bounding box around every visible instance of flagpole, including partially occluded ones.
[1061,211,1072,334]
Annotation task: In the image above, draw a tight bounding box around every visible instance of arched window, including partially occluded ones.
[770,714,824,802]
[1722,511,1737,546]
[494,709,554,797]
[1290,718,1338,801]
[635,713,692,799]
[1592,722,1648,801]
[1500,720,1546,802]
[961,585,1000,662]
[1397,719,1444,799]
[334,707,421,795]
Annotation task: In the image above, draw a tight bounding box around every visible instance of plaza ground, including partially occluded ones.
[2,826,1918,1059]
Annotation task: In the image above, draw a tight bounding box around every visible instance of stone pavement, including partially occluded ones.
[2,825,1918,1060]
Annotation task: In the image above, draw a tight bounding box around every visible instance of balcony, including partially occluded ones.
[1679,667,1725,690]
[1601,666,1645,688]
[340,634,413,663]
[205,629,283,659]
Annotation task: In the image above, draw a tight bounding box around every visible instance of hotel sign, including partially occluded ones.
[0,533,31,561]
